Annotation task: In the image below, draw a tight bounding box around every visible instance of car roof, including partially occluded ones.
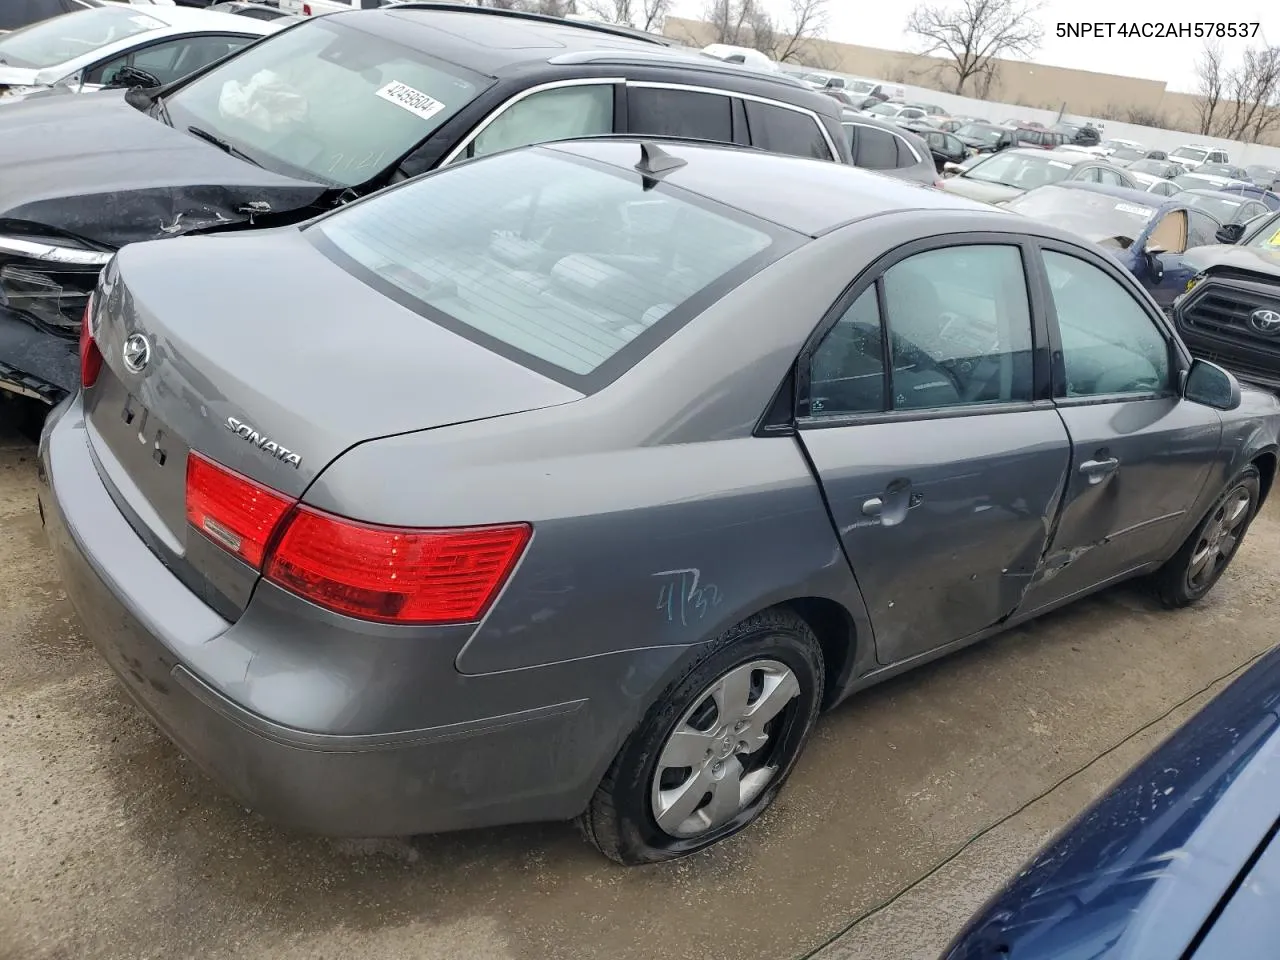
[544,138,999,237]
[1049,180,1181,209]
[1003,147,1098,165]
[112,5,278,33]
[342,5,815,100]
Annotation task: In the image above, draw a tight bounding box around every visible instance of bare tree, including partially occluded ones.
[701,0,828,63]
[905,0,1044,96]
[582,0,671,30]
[1195,40,1280,141]
[1194,42,1226,136]
[772,0,829,64]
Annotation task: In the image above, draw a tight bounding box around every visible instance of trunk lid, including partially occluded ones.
[84,227,582,617]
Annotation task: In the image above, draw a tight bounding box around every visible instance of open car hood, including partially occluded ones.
[0,89,330,247]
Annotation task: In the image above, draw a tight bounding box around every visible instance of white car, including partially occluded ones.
[278,0,388,15]
[1128,172,1182,197]
[1169,144,1230,170]
[0,4,279,104]
[861,101,928,124]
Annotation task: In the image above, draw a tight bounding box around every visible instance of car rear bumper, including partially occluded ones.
[38,395,653,836]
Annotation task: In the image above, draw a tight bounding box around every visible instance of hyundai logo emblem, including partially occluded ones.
[121,333,152,373]
[1249,308,1280,336]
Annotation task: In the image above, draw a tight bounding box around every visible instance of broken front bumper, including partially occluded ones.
[0,304,77,402]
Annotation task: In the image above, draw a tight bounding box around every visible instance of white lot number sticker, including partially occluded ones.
[1047,160,1072,169]
[1114,202,1154,219]
[376,81,445,122]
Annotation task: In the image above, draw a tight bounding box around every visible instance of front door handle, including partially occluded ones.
[1079,457,1119,484]
[862,497,884,517]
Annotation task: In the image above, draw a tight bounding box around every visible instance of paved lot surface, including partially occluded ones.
[3,415,1279,960]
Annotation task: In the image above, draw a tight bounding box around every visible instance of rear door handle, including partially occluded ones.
[1079,457,1119,484]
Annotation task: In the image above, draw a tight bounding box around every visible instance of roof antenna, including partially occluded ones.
[635,141,687,190]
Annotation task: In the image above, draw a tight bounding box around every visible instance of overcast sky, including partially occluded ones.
[671,0,1278,93]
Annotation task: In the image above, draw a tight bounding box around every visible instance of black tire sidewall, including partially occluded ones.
[1176,466,1261,602]
[607,619,823,863]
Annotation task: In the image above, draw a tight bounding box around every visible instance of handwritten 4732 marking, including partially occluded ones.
[654,567,722,626]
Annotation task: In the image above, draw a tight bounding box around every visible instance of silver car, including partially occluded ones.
[40,138,1280,865]
[940,147,1138,204]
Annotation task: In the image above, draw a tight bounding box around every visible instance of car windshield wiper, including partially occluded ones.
[187,125,261,168]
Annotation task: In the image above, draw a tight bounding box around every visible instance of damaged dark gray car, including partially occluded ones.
[0,2,848,404]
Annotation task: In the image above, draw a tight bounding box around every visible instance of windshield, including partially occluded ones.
[1173,174,1225,191]
[312,149,784,382]
[1245,215,1280,250]
[1111,147,1145,161]
[847,80,875,94]
[164,18,488,188]
[1171,147,1207,163]
[1198,164,1241,179]
[1246,165,1279,180]
[955,124,1002,144]
[867,103,898,116]
[1004,185,1154,240]
[1182,192,1245,222]
[0,6,162,69]
[964,152,1075,189]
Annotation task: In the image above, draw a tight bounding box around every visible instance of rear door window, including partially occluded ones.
[894,135,918,168]
[470,84,614,159]
[311,148,795,387]
[744,100,831,159]
[628,86,732,143]
[853,126,899,170]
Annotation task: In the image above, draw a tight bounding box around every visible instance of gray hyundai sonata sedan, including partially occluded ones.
[38,138,1280,864]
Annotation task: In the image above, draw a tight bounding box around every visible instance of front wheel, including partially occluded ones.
[578,609,824,865]
[1154,465,1261,607]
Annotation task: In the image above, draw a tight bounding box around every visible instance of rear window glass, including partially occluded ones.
[311,149,783,384]
[0,6,162,68]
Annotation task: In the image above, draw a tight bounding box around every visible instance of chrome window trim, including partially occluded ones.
[842,121,924,165]
[438,77,626,167]
[626,80,840,160]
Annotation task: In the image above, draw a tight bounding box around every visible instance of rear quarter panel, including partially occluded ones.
[302,230,889,678]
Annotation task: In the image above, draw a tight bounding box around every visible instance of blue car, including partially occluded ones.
[1004,182,1225,310]
[1220,182,1280,211]
[943,642,1280,959]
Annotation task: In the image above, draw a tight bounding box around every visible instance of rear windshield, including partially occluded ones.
[0,6,161,69]
[165,18,487,188]
[311,148,786,386]
[1171,147,1207,163]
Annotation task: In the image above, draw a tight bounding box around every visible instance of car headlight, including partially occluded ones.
[0,235,113,334]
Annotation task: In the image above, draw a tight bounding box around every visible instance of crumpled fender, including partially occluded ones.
[0,306,77,401]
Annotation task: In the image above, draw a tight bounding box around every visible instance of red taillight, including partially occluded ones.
[185,452,294,568]
[79,297,103,388]
[302,3,311,12]
[264,509,531,625]
[183,451,531,624]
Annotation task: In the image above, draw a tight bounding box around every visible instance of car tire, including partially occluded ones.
[577,608,824,865]
[1154,465,1261,608]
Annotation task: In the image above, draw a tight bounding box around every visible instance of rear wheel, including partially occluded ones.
[1154,465,1261,607]
[578,609,823,865]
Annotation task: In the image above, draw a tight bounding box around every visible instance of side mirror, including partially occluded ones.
[1183,358,1242,410]
[103,65,162,90]
[1215,222,1245,244]
[1145,247,1165,281]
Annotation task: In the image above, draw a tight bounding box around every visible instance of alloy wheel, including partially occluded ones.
[650,659,801,839]
[1187,484,1254,591]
